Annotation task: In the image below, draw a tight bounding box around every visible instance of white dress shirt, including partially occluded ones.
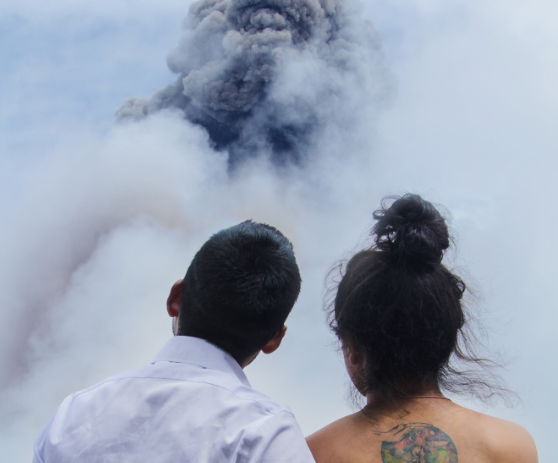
[33,336,316,463]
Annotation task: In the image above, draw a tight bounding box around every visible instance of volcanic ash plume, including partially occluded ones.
[0,2,394,460]
[116,0,393,166]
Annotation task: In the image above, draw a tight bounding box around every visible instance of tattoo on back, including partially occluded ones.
[376,423,458,463]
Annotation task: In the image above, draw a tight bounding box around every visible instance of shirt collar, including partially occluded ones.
[151,336,251,387]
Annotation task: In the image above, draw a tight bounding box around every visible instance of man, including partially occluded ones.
[33,221,316,463]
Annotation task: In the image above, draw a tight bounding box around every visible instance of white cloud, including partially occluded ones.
[0,0,556,461]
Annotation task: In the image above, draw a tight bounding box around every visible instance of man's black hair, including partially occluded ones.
[177,220,302,363]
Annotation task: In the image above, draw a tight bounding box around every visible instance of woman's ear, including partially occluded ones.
[343,337,365,367]
[342,337,367,395]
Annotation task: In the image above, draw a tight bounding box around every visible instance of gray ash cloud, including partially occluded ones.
[117,0,393,166]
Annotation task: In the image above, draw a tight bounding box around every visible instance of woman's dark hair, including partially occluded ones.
[327,194,504,403]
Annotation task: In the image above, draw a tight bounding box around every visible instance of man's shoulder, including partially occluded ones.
[35,361,307,463]
[34,354,316,463]
[66,360,291,418]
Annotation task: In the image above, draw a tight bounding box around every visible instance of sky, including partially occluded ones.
[0,0,557,461]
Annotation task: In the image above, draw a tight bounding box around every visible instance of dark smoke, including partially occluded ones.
[116,0,393,167]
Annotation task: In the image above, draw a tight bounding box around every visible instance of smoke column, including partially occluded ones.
[0,1,393,460]
[117,0,393,166]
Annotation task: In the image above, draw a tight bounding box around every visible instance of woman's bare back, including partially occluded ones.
[306,399,537,463]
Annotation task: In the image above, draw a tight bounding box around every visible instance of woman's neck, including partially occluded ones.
[365,385,446,406]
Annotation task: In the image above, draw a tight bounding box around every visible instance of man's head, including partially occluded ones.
[167,221,301,365]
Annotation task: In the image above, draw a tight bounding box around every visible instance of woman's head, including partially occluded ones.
[329,194,469,400]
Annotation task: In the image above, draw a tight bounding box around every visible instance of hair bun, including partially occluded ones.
[372,194,450,270]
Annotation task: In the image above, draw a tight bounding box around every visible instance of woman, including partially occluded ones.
[307,194,537,463]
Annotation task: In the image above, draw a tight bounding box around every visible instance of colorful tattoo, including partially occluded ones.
[378,423,458,463]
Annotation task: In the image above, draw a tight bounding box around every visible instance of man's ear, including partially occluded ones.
[167,279,184,318]
[261,325,287,355]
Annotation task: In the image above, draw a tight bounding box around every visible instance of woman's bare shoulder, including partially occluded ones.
[455,407,538,463]
[306,414,364,463]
